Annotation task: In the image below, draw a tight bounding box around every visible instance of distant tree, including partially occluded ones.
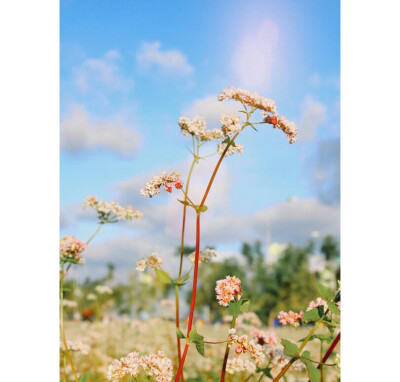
[321,235,340,261]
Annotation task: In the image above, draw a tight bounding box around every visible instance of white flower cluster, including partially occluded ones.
[189,248,217,263]
[220,114,242,137]
[226,357,256,375]
[62,299,78,308]
[87,293,97,301]
[236,312,262,328]
[178,116,225,141]
[227,329,265,364]
[136,253,163,272]
[217,142,244,156]
[218,87,277,115]
[95,285,113,295]
[83,195,143,220]
[107,350,173,382]
[140,171,181,198]
[61,340,90,355]
[270,349,305,371]
[218,87,298,144]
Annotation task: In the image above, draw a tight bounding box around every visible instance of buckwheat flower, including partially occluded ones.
[61,340,90,355]
[164,183,173,193]
[218,87,277,115]
[189,248,217,263]
[147,252,162,268]
[264,115,298,144]
[87,293,97,301]
[217,142,244,156]
[292,359,306,371]
[95,285,113,295]
[136,259,147,272]
[62,299,78,308]
[271,349,290,370]
[277,310,303,328]
[60,235,86,263]
[83,195,143,221]
[107,350,141,380]
[336,301,341,310]
[201,128,225,141]
[220,114,242,137]
[140,171,182,198]
[179,116,206,137]
[174,179,183,189]
[226,358,256,375]
[215,276,242,306]
[236,312,262,327]
[250,329,278,347]
[306,297,328,312]
[140,351,174,382]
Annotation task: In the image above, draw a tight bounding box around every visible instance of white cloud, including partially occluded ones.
[136,42,193,77]
[61,104,140,156]
[74,50,132,93]
[230,19,279,91]
[182,95,242,129]
[299,96,328,142]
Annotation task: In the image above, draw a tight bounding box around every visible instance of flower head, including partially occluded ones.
[226,358,256,375]
[60,235,86,264]
[306,297,328,312]
[250,329,278,347]
[179,116,224,142]
[61,340,90,355]
[220,114,242,137]
[277,310,304,328]
[140,172,182,198]
[217,142,244,156]
[83,195,143,221]
[189,248,217,263]
[215,276,242,306]
[264,115,298,144]
[227,332,265,364]
[136,253,163,272]
[95,285,113,295]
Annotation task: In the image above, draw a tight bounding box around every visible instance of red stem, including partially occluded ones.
[174,214,201,382]
[307,332,340,382]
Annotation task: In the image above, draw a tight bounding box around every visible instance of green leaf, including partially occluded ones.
[154,268,173,283]
[281,339,299,358]
[298,334,334,343]
[177,199,192,207]
[174,273,191,287]
[316,282,333,300]
[228,300,242,319]
[188,327,205,357]
[79,371,91,382]
[176,327,185,339]
[255,367,272,378]
[328,301,340,315]
[222,137,230,144]
[303,308,320,323]
[301,351,321,382]
[240,299,250,313]
[196,205,208,213]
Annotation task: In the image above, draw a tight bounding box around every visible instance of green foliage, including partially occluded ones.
[303,308,321,323]
[316,282,333,300]
[321,235,340,261]
[301,351,321,382]
[155,268,173,283]
[188,327,205,357]
[281,339,299,358]
[176,327,185,339]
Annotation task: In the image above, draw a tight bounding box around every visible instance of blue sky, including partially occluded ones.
[60,0,340,280]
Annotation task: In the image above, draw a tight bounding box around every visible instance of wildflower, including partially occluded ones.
[271,349,290,370]
[62,299,78,308]
[83,195,143,221]
[87,293,97,301]
[306,297,328,312]
[201,128,225,141]
[60,235,86,264]
[189,248,217,263]
[61,340,90,355]
[220,114,242,137]
[215,276,242,306]
[227,331,265,364]
[164,183,173,193]
[95,285,113,295]
[266,115,298,144]
[136,253,163,272]
[140,171,182,198]
[174,179,183,189]
[336,301,341,310]
[226,358,256,375]
[277,311,304,328]
[178,116,224,142]
[107,350,173,382]
[250,329,278,347]
[217,142,244,156]
[218,87,277,115]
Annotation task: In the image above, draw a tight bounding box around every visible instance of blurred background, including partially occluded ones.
[60,0,340,322]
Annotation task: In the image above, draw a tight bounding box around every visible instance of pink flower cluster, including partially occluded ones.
[107,350,173,382]
[215,276,242,306]
[277,310,304,328]
[264,115,298,144]
[140,171,183,198]
[306,297,328,312]
[59,235,86,263]
[250,329,278,347]
[227,329,265,364]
